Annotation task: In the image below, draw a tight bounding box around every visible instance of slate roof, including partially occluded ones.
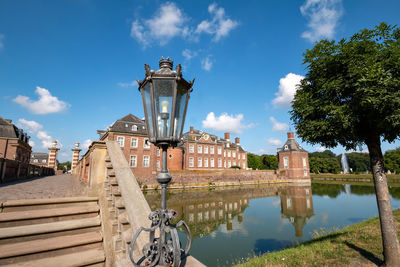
[99,114,148,139]
[31,153,49,160]
[0,117,18,138]
[277,133,308,153]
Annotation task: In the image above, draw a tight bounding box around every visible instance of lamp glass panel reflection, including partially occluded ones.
[142,83,154,139]
[153,79,174,138]
[173,82,188,139]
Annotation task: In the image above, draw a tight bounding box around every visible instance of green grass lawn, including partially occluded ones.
[235,210,400,267]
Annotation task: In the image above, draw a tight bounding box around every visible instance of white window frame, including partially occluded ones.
[197,145,202,154]
[233,152,236,158]
[302,157,307,168]
[204,158,208,167]
[189,144,194,153]
[143,155,150,167]
[242,154,246,160]
[198,157,202,167]
[233,161,236,166]
[218,158,222,168]
[204,146,208,154]
[210,158,215,168]
[131,138,138,148]
[283,157,289,169]
[224,151,226,157]
[117,136,125,147]
[217,147,222,155]
[157,149,160,157]
[228,161,231,168]
[129,155,137,167]
[242,162,246,169]
[132,125,138,131]
[189,157,194,167]
[228,151,231,157]
[224,160,226,168]
[304,170,308,177]
[33,159,38,163]
[143,138,150,149]
[157,160,160,169]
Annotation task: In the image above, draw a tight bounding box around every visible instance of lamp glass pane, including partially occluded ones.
[153,79,174,138]
[142,82,154,139]
[173,82,188,139]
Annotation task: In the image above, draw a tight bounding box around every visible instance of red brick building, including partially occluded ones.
[0,117,31,163]
[182,127,247,170]
[97,114,248,180]
[277,132,310,180]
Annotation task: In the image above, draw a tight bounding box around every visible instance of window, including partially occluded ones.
[218,158,222,168]
[131,138,138,148]
[228,161,231,168]
[233,161,236,166]
[189,157,194,167]
[217,147,222,155]
[198,158,202,167]
[33,159,38,163]
[129,155,137,167]
[304,170,308,177]
[210,158,215,168]
[197,145,202,153]
[189,144,194,153]
[224,161,226,168]
[157,149,160,156]
[204,158,208,167]
[143,155,150,167]
[228,151,231,157]
[283,157,289,169]
[157,160,160,169]
[233,152,236,158]
[204,146,208,154]
[132,125,138,131]
[287,198,292,209]
[284,145,288,150]
[143,138,150,149]
[302,157,307,168]
[224,151,226,157]
[242,162,246,169]
[242,154,246,160]
[117,136,125,147]
[210,146,214,154]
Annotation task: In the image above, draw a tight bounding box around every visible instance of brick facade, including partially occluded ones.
[0,117,31,164]
[277,132,310,180]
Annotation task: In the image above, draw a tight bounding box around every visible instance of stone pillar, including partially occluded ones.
[71,142,82,173]
[48,140,59,171]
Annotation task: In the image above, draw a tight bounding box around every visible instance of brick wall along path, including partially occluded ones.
[0,174,87,201]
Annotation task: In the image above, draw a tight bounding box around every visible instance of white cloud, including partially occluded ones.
[272,73,304,109]
[202,112,254,134]
[131,3,189,47]
[0,34,4,50]
[270,117,289,132]
[82,139,92,149]
[300,0,343,42]
[196,3,238,41]
[29,140,35,148]
[16,118,54,149]
[182,49,198,61]
[13,86,70,114]
[201,55,213,71]
[117,80,138,87]
[316,146,326,152]
[268,138,283,146]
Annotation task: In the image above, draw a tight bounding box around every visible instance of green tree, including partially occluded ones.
[345,152,370,173]
[291,23,400,265]
[58,161,71,171]
[309,149,336,158]
[261,154,278,169]
[384,147,400,173]
[247,153,263,170]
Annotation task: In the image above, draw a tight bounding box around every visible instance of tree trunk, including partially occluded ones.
[366,137,400,266]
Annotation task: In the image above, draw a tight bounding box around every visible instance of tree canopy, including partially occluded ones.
[291,22,400,150]
[247,153,278,170]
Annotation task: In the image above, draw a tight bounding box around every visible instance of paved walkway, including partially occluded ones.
[0,174,87,201]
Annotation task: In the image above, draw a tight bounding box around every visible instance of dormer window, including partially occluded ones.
[125,123,128,128]
[284,145,288,150]
[132,125,138,131]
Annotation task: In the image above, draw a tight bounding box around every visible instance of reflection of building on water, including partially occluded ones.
[280,185,314,237]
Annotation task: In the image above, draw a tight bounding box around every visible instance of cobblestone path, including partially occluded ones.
[0,174,87,201]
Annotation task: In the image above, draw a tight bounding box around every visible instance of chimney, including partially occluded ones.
[235,137,240,145]
[224,132,230,142]
[190,126,194,133]
[287,132,295,139]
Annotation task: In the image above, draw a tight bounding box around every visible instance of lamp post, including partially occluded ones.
[129,57,194,267]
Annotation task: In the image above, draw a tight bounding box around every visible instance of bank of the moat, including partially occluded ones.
[144,182,400,266]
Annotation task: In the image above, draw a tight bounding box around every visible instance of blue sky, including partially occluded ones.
[1,0,400,162]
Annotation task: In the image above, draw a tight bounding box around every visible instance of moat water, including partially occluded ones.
[144,182,400,267]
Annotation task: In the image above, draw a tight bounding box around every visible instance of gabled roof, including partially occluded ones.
[118,114,144,124]
[100,114,148,137]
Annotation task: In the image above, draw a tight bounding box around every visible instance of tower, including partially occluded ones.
[277,132,310,180]
[71,142,81,173]
[47,140,59,171]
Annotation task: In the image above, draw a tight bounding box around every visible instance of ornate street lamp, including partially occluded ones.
[129,57,194,267]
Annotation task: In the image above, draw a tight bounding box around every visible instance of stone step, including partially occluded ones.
[2,248,105,267]
[0,231,102,258]
[0,216,101,239]
[0,204,99,222]
[1,197,98,208]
